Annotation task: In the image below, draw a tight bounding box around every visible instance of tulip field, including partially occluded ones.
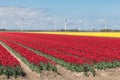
[0,42,25,78]
[0,32,120,77]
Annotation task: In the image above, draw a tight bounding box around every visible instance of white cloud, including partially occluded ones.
[0,7,47,18]
[0,6,54,30]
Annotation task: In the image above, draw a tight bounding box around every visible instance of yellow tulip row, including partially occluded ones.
[32,32,120,38]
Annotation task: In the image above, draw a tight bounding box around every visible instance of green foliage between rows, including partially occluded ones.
[0,65,25,78]
[32,49,120,77]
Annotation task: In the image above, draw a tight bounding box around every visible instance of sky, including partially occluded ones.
[0,0,120,30]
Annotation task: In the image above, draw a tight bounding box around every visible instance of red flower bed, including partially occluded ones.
[0,44,20,67]
[0,32,120,65]
[0,43,25,78]
[0,39,55,66]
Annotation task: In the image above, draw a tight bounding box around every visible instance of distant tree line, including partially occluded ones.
[0,28,120,32]
[0,29,6,31]
[99,29,120,32]
[52,29,120,32]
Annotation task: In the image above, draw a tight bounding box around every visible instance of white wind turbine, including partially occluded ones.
[54,18,57,31]
[91,24,94,30]
[20,17,24,31]
[64,18,67,31]
[104,17,107,29]
[79,20,83,30]
[113,24,120,30]
[2,21,7,30]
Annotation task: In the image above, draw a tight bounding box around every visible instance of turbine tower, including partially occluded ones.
[104,18,107,29]
[79,20,83,30]
[54,19,57,31]
[64,18,67,31]
[20,17,24,31]
[2,21,6,30]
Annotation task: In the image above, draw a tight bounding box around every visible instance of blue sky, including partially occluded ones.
[0,0,120,30]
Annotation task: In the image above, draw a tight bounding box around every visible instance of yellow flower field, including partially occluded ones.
[32,32,120,38]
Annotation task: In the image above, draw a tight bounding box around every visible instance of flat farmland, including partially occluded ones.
[0,32,120,80]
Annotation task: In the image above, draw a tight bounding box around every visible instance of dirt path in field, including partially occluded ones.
[35,64,120,80]
[56,65,120,80]
[0,41,120,80]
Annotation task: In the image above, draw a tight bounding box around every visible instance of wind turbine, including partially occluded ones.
[54,18,57,31]
[91,24,96,31]
[79,20,83,30]
[64,18,67,31]
[104,18,107,29]
[2,21,6,30]
[113,24,120,30]
[20,17,24,31]
[26,22,30,30]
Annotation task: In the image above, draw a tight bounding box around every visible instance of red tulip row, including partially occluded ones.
[0,32,120,65]
[0,38,55,66]
[0,43,25,78]
[0,43,20,67]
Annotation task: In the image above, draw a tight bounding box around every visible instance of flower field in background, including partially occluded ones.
[0,32,120,76]
[0,43,25,78]
[33,32,120,38]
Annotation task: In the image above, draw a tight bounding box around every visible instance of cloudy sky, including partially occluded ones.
[0,0,120,30]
